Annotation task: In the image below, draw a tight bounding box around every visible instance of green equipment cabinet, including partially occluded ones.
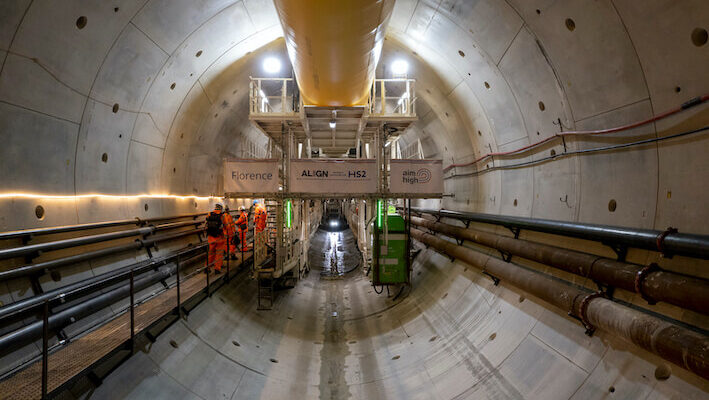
[373,207,410,285]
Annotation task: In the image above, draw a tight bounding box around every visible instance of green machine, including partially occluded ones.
[373,202,410,285]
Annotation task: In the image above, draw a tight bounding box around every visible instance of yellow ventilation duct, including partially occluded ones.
[274,0,394,107]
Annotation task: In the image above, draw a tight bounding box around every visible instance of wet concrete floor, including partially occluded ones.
[308,228,362,278]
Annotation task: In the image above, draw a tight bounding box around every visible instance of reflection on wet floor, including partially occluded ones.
[308,228,361,279]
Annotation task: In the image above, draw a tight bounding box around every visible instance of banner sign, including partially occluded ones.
[389,159,443,194]
[224,159,279,193]
[289,159,377,194]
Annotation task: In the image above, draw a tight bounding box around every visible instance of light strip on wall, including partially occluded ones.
[0,193,219,200]
[285,199,292,228]
[377,199,383,228]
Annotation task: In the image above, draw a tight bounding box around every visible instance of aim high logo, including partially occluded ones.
[402,168,431,184]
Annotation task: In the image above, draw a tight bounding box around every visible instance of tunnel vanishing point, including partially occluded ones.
[0,1,708,399]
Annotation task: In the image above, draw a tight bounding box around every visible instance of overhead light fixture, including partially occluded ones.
[329,220,339,227]
[384,140,391,147]
[263,57,281,73]
[391,59,409,75]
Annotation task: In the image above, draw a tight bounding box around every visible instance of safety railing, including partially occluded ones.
[0,223,253,398]
[399,138,424,160]
[369,78,416,117]
[0,209,254,395]
[249,77,299,115]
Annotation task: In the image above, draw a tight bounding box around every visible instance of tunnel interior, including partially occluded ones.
[0,1,708,399]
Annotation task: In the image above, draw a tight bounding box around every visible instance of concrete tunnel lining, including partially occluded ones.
[0,0,708,398]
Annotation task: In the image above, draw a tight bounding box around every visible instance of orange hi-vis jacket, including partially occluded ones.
[222,212,236,238]
[254,204,267,232]
[235,211,248,231]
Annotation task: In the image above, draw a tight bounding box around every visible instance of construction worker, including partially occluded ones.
[235,206,249,251]
[223,205,237,259]
[205,203,229,274]
[253,200,267,233]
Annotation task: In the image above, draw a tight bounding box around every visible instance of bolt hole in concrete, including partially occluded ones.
[550,149,556,156]
[513,199,518,207]
[608,386,615,393]
[518,296,525,303]
[458,50,465,57]
[608,199,617,212]
[35,205,45,220]
[232,340,240,347]
[270,358,278,363]
[76,16,87,29]
[101,153,108,163]
[114,7,119,12]
[392,355,400,360]
[169,340,178,349]
[172,167,176,173]
[484,81,490,90]
[477,130,482,136]
[538,101,545,111]
[565,18,576,32]
[655,364,672,380]
[195,50,203,57]
[170,82,176,90]
[429,336,437,342]
[489,332,496,340]
[144,203,149,212]
[675,86,681,93]
[112,103,119,113]
[536,9,541,15]
[50,270,61,282]
[691,27,708,47]
[348,340,357,344]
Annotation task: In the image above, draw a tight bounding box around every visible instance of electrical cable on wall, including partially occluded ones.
[445,125,709,179]
[443,94,709,174]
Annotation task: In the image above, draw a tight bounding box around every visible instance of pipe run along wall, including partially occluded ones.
[410,228,709,381]
[409,216,709,315]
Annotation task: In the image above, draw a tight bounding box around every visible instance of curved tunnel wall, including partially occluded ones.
[0,0,707,398]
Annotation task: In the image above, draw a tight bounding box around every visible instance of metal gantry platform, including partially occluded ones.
[249,76,417,158]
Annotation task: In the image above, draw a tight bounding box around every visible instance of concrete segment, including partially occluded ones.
[0,0,707,398]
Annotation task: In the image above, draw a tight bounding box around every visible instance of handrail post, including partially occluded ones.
[175,256,181,318]
[205,262,210,297]
[129,268,135,354]
[41,299,49,399]
[380,80,385,114]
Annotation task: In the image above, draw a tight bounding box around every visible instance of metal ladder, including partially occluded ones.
[257,269,274,310]
[265,199,279,249]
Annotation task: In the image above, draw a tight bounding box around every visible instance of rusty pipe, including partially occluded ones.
[411,228,709,380]
[410,216,709,315]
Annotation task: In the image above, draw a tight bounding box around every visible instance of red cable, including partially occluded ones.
[443,94,709,172]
